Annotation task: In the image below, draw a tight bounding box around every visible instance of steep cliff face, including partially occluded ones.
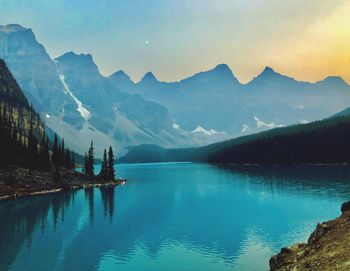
[0,24,83,128]
[270,201,350,271]
[0,58,30,110]
[0,24,203,155]
[0,58,48,169]
[0,58,44,134]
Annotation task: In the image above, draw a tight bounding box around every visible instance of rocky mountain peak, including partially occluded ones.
[55,51,99,74]
[0,24,28,33]
[139,71,158,84]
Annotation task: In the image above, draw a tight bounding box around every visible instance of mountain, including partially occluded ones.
[0,24,206,156]
[108,70,134,92]
[54,51,191,154]
[110,65,350,138]
[119,112,350,165]
[110,64,250,133]
[2,24,350,156]
[241,67,350,127]
[0,24,83,129]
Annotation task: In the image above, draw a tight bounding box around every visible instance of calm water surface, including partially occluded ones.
[1,163,350,271]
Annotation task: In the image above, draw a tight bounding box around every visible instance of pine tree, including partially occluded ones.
[60,138,65,166]
[71,152,75,170]
[107,146,115,181]
[27,110,39,169]
[85,141,95,177]
[52,133,59,166]
[99,149,108,180]
[82,152,88,174]
[40,134,51,171]
[64,148,72,169]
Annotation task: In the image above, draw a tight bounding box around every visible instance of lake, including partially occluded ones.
[1,163,350,271]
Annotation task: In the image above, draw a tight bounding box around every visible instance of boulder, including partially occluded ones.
[341,201,350,213]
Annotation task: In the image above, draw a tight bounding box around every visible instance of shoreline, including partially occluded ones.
[0,182,123,202]
[0,167,125,202]
[0,183,121,202]
[119,160,350,167]
[270,201,350,271]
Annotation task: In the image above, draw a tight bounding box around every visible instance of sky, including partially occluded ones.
[0,0,350,83]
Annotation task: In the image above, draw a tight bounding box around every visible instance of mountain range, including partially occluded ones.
[1,24,350,157]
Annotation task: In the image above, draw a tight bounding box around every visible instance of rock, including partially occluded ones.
[308,223,330,244]
[341,201,350,213]
[270,201,350,271]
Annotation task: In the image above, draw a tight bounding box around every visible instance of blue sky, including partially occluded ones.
[1,0,349,83]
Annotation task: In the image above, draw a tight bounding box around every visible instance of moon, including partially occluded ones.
[145,40,149,45]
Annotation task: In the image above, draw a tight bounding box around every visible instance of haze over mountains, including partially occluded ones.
[1,24,350,156]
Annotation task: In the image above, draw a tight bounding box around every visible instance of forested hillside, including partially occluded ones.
[120,113,350,165]
[0,59,74,170]
[208,115,350,164]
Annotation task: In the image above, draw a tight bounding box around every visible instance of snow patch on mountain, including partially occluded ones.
[254,117,284,129]
[173,123,181,130]
[192,126,226,136]
[58,73,91,121]
[241,124,250,133]
[300,119,309,124]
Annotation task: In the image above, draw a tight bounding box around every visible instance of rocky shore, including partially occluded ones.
[0,167,124,201]
[270,201,350,271]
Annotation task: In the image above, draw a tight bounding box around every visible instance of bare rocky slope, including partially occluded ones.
[270,201,350,271]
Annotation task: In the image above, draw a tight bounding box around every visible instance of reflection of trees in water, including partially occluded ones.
[0,191,77,270]
[84,188,94,225]
[99,186,115,222]
[2,165,350,270]
[215,165,350,199]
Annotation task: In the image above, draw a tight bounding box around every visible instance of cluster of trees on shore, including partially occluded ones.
[0,103,74,171]
[82,141,116,181]
[52,134,75,170]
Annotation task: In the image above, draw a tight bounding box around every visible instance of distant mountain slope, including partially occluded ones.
[119,114,350,165]
[332,106,350,118]
[110,65,350,138]
[110,64,250,133]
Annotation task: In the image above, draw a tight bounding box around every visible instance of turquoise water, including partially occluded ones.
[1,163,350,271]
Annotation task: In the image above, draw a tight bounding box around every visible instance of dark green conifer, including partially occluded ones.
[107,146,115,181]
[99,149,108,180]
[85,141,95,177]
[52,133,59,166]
